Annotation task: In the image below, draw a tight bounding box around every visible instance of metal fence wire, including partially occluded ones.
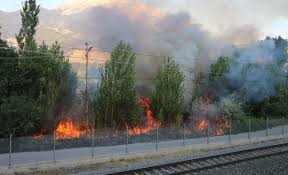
[1,117,288,167]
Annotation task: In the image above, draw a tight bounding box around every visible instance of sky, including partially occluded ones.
[0,0,65,11]
[0,0,287,38]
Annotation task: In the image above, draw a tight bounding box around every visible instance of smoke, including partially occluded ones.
[59,0,261,99]
[219,39,287,103]
[1,0,263,100]
[190,38,288,118]
[131,0,288,37]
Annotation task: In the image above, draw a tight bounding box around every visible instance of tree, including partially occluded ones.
[95,41,137,128]
[16,0,40,51]
[37,42,77,131]
[219,94,244,119]
[209,56,230,82]
[260,78,288,118]
[152,58,185,126]
[0,27,19,99]
[0,1,77,137]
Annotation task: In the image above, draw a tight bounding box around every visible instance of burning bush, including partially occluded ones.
[128,98,161,135]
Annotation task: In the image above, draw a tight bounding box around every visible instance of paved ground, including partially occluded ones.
[0,124,286,167]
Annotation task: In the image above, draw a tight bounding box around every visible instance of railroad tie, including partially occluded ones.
[193,162,203,168]
[199,161,210,167]
[169,166,181,172]
[177,164,189,171]
[181,163,193,169]
[218,156,232,162]
[160,168,172,174]
[152,169,163,175]
[143,171,152,175]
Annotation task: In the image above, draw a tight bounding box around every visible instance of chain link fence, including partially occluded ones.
[0,116,287,167]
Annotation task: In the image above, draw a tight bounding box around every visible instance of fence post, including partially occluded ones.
[183,124,186,147]
[156,126,159,151]
[229,117,232,143]
[8,134,12,167]
[126,126,129,154]
[91,129,95,157]
[282,117,285,136]
[248,118,251,142]
[207,121,210,144]
[53,131,56,162]
[266,117,269,137]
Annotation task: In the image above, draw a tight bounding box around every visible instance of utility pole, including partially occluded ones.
[85,43,93,127]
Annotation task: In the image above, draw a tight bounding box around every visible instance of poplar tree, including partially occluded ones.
[95,41,137,128]
[152,58,185,126]
[16,0,40,52]
[0,0,77,137]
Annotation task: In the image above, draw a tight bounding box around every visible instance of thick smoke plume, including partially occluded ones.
[189,38,288,119]
[220,39,287,102]
[59,0,260,99]
[1,0,262,100]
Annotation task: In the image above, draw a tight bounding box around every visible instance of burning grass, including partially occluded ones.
[127,98,161,135]
[34,118,88,141]
[33,96,230,142]
[55,118,84,140]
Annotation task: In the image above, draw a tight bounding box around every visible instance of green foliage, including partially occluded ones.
[0,1,76,137]
[94,41,138,128]
[219,94,244,118]
[16,0,40,51]
[152,58,185,126]
[0,33,19,99]
[0,96,43,137]
[192,72,206,101]
[209,56,230,82]
[260,79,288,118]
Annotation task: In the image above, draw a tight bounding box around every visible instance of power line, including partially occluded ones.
[75,76,287,83]
[0,56,84,60]
[5,41,218,61]
[0,47,62,56]
[3,42,287,64]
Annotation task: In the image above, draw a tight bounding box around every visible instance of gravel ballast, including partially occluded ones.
[75,138,288,175]
[192,153,288,175]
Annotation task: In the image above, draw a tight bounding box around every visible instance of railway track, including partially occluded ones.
[105,142,288,175]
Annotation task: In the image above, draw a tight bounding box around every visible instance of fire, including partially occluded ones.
[33,130,45,139]
[195,118,229,136]
[198,119,209,131]
[128,98,161,135]
[215,129,224,136]
[33,118,87,140]
[214,117,230,136]
[56,118,83,140]
[192,93,230,136]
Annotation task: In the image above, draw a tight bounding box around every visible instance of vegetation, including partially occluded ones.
[1,1,288,136]
[209,56,230,82]
[93,41,138,128]
[191,36,288,121]
[152,58,185,126]
[0,0,76,137]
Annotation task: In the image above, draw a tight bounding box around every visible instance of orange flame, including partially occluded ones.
[198,119,209,131]
[128,98,161,135]
[215,129,224,136]
[56,118,83,140]
[214,117,230,136]
[33,131,45,139]
[193,93,230,136]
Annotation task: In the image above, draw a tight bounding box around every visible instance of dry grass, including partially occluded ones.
[2,135,287,175]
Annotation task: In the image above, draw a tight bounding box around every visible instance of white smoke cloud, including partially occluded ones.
[1,0,264,100]
[219,39,287,102]
[58,0,262,98]
[130,0,288,38]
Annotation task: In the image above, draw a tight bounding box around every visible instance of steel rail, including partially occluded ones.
[105,142,288,175]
